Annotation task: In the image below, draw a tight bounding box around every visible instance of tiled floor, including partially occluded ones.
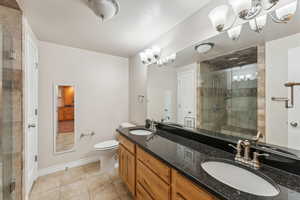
[29,162,134,200]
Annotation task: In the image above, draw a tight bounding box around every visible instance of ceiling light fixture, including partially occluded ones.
[88,0,120,21]
[157,53,177,67]
[139,46,162,65]
[249,14,267,32]
[208,0,298,40]
[227,25,242,40]
[195,43,215,54]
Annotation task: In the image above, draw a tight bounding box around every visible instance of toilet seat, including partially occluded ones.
[94,140,119,150]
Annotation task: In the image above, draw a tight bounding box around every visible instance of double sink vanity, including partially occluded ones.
[117,124,300,200]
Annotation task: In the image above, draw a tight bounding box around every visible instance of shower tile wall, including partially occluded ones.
[0,5,22,200]
[197,62,258,138]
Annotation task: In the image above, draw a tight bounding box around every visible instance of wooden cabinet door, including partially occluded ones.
[137,161,170,200]
[126,150,136,196]
[136,183,154,200]
[119,144,135,196]
[58,109,64,121]
[172,170,217,200]
[119,145,126,182]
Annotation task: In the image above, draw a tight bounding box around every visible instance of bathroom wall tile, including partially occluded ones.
[0,5,23,200]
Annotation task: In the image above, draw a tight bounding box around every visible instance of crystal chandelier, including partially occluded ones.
[208,0,298,40]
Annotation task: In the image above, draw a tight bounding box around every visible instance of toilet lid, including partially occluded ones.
[94,140,119,150]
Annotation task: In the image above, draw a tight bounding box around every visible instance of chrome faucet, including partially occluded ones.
[149,119,157,132]
[251,152,269,169]
[230,139,269,169]
[242,140,251,163]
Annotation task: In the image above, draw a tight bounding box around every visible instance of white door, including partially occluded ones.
[288,47,300,150]
[25,31,39,196]
[177,69,196,127]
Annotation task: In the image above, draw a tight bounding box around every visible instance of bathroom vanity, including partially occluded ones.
[118,132,217,200]
[117,125,300,200]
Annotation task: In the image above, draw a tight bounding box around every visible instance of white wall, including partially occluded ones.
[128,1,223,123]
[38,41,129,169]
[266,33,300,147]
[129,55,148,124]
[147,65,177,122]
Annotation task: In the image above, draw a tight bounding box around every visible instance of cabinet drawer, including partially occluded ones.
[136,183,154,200]
[172,170,217,200]
[137,161,170,200]
[118,134,135,154]
[137,147,171,184]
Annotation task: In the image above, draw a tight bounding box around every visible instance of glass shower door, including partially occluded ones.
[0,25,14,200]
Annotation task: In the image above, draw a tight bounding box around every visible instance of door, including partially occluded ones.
[177,69,196,127]
[119,145,126,181]
[126,151,135,195]
[25,31,39,195]
[288,46,300,150]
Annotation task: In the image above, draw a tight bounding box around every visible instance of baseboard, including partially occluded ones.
[38,156,99,177]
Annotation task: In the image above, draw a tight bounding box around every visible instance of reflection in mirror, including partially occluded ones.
[54,85,75,153]
[147,2,300,157]
[198,47,257,139]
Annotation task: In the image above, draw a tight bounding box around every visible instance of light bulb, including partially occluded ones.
[227,25,242,40]
[275,1,297,21]
[139,52,147,64]
[249,14,267,32]
[228,0,252,15]
[145,49,154,62]
[208,5,229,32]
[152,46,161,56]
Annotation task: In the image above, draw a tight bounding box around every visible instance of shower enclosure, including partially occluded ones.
[197,47,258,139]
[0,25,14,200]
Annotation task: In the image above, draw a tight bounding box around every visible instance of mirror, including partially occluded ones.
[54,85,76,153]
[147,1,300,157]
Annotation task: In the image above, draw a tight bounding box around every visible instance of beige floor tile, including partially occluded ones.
[113,181,130,196]
[30,188,60,200]
[60,180,89,200]
[119,194,134,200]
[31,174,61,195]
[86,173,112,192]
[90,184,119,200]
[60,166,86,186]
[83,161,101,177]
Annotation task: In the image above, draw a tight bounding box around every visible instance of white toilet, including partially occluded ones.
[94,122,136,173]
[94,140,119,173]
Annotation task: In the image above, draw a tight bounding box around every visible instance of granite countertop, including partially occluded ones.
[117,127,300,200]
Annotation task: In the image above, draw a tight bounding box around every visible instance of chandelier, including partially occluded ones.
[208,0,298,40]
[139,46,176,66]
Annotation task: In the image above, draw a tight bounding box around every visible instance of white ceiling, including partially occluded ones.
[20,0,211,57]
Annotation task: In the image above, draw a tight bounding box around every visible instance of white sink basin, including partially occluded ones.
[201,161,279,197]
[129,129,152,136]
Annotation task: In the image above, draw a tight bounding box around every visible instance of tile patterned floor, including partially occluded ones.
[29,162,134,200]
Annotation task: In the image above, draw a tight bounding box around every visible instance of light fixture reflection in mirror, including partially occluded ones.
[54,85,76,153]
[208,0,298,40]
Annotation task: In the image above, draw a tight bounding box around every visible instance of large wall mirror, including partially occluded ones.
[147,0,300,157]
[54,85,76,153]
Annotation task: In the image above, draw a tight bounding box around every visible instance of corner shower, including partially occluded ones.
[0,25,14,200]
[197,47,258,139]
